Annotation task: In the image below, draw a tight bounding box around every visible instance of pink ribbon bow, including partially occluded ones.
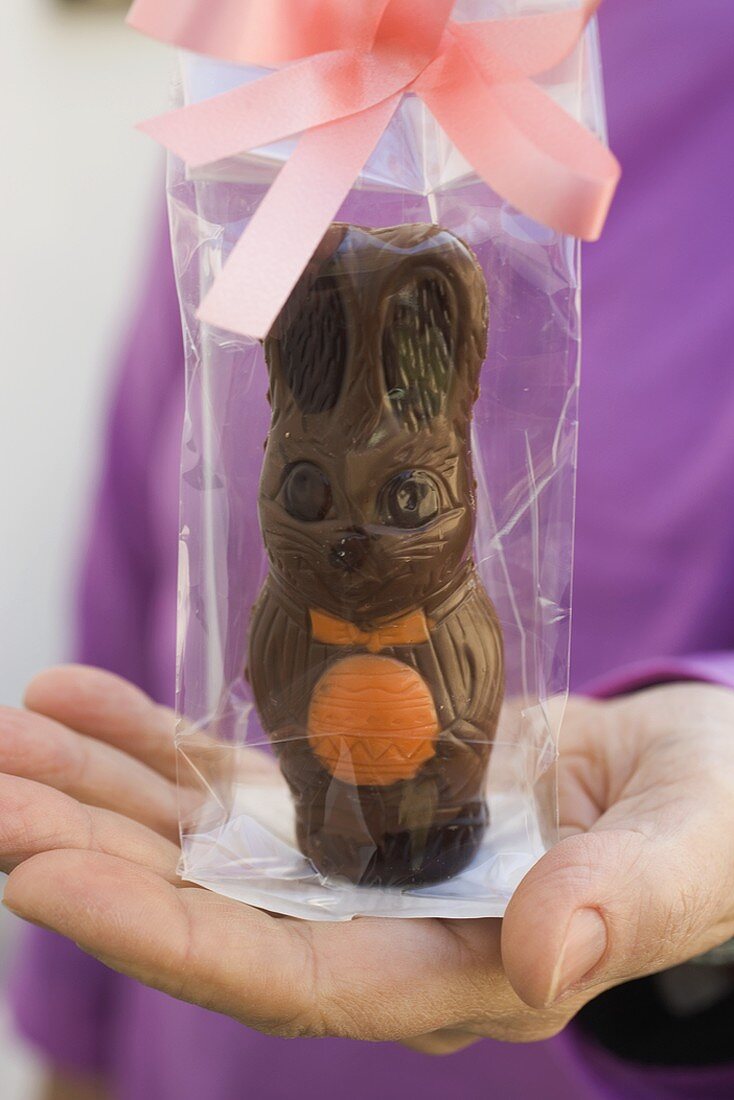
[128,0,620,340]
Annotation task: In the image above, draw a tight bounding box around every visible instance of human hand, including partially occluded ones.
[1,668,733,1053]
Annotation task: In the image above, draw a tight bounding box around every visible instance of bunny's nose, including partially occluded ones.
[330,528,371,573]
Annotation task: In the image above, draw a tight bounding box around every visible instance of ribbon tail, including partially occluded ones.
[419,44,619,242]
[198,96,401,339]
[140,50,412,169]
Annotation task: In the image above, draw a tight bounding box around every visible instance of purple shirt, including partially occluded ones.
[10,2,734,1096]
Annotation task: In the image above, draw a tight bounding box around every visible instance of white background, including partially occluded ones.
[0,1,165,1092]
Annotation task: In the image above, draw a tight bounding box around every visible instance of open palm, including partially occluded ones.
[1,667,733,1054]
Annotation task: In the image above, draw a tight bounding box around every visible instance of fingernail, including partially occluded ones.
[548,908,607,1005]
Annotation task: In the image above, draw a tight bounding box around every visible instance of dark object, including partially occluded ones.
[248,224,504,886]
[577,970,734,1067]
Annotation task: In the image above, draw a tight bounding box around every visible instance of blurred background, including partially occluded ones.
[0,0,164,1091]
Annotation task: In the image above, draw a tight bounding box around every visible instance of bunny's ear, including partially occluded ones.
[380,230,488,433]
[264,227,349,414]
[382,272,456,431]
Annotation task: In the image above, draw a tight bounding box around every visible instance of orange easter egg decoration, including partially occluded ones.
[307,655,439,787]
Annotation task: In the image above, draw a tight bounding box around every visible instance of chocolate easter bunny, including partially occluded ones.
[248,224,504,886]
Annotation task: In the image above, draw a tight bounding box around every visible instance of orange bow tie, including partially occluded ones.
[310,608,431,654]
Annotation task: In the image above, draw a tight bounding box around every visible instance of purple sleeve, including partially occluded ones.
[7,207,184,1076]
[582,652,734,699]
[74,207,183,699]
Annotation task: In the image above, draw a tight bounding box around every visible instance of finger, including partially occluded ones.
[44,1070,109,1100]
[503,776,734,1009]
[24,665,179,782]
[557,700,609,836]
[25,666,290,801]
[401,1029,481,1055]
[4,850,315,1037]
[0,772,179,878]
[0,705,180,839]
[5,846,515,1041]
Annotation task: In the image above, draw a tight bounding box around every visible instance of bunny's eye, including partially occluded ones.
[283,462,332,522]
[380,471,440,529]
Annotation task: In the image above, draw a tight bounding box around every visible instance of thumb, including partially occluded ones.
[501,824,734,1010]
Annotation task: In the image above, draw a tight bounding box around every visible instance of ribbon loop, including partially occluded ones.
[128,0,620,338]
[455,0,601,80]
[127,0,389,65]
